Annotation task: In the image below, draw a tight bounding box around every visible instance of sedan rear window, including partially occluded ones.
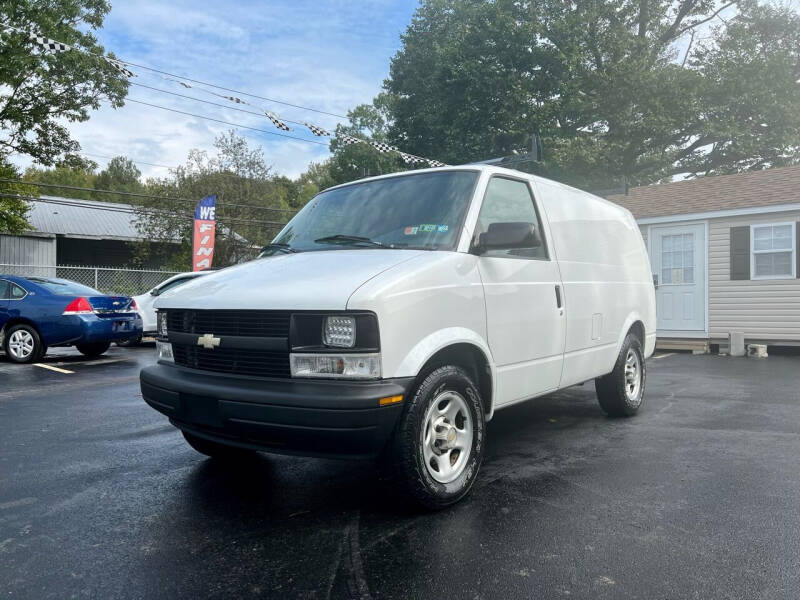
[27,277,102,296]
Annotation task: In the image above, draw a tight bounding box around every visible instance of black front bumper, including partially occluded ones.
[140,364,414,459]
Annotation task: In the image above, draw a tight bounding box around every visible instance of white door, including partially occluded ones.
[650,223,706,332]
[475,176,566,405]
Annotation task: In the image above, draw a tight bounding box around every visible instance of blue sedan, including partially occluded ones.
[0,275,143,364]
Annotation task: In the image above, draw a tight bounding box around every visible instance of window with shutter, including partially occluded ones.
[750,223,796,279]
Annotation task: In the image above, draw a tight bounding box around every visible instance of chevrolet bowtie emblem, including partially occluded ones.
[197,333,221,350]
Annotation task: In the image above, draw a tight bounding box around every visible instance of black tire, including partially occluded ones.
[3,323,45,364]
[75,341,111,358]
[182,431,255,460]
[390,365,486,509]
[116,335,142,347]
[595,333,646,417]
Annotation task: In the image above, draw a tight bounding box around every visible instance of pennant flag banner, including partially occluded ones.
[224,95,247,104]
[192,195,217,272]
[265,112,291,131]
[370,141,398,153]
[103,57,135,78]
[305,123,329,137]
[33,35,71,52]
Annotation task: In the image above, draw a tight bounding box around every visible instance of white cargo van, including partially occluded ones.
[141,166,656,508]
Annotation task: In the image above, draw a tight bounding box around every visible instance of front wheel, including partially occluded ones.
[595,333,646,417]
[390,365,486,509]
[75,342,111,358]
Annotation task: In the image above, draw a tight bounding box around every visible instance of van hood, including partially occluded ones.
[153,249,426,311]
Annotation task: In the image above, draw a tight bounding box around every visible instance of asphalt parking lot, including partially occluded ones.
[1,347,799,599]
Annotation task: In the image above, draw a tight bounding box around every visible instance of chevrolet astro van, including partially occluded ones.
[140,166,656,508]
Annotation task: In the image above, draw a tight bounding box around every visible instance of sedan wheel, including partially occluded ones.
[3,325,43,364]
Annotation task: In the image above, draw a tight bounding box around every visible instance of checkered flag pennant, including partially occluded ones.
[265,112,291,131]
[399,152,426,165]
[103,57,135,78]
[304,123,329,137]
[164,77,192,89]
[32,35,71,53]
[426,159,446,167]
[338,134,363,146]
[370,141,398,154]
[223,95,247,105]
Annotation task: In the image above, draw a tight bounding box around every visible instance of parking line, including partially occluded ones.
[33,363,75,374]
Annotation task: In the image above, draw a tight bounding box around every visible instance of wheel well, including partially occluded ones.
[629,320,645,345]
[1,318,42,344]
[417,343,492,417]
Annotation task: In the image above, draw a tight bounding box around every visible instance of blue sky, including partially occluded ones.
[38,1,419,179]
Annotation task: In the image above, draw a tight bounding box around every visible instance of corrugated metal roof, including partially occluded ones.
[26,196,148,240]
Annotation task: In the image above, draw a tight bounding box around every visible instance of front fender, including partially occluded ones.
[395,327,499,420]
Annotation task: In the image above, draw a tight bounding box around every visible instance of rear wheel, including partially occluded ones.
[595,333,646,417]
[390,365,486,509]
[182,431,255,460]
[116,335,142,347]
[75,342,111,358]
[3,324,44,364]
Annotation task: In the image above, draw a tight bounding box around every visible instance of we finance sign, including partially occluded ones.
[192,195,217,272]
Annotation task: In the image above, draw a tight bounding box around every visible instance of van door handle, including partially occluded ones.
[555,285,563,309]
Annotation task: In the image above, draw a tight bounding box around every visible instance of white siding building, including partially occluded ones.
[608,166,800,350]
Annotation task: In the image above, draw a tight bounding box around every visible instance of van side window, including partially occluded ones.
[474,177,548,259]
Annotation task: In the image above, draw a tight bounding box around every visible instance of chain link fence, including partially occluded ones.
[0,264,181,296]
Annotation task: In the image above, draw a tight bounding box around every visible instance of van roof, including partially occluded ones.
[323,165,633,218]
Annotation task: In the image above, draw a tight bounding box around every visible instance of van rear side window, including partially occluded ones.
[475,177,548,259]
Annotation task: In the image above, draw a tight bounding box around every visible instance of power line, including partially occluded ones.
[125,98,330,147]
[79,152,174,170]
[0,178,299,213]
[1,23,348,120]
[129,81,312,128]
[118,60,349,120]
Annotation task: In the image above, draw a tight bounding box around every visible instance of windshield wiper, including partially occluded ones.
[314,234,391,248]
[260,243,298,255]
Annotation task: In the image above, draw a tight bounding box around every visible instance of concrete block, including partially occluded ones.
[747,344,768,358]
[729,332,745,357]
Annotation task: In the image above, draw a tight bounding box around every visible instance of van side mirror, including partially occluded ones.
[475,222,541,254]
[150,288,160,297]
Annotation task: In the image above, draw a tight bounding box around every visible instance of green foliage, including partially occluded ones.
[22,160,98,200]
[94,156,144,199]
[382,0,800,188]
[326,94,415,186]
[0,158,31,233]
[0,0,129,165]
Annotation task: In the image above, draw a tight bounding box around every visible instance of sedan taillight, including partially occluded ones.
[62,297,95,315]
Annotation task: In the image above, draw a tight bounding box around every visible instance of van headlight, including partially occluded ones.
[157,311,169,339]
[289,312,380,379]
[290,353,380,379]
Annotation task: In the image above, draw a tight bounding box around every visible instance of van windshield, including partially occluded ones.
[267,171,478,254]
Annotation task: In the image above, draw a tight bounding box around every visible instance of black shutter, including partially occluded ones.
[797,222,800,278]
[730,226,750,280]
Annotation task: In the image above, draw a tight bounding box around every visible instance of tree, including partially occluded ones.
[0,1,129,166]
[94,156,144,200]
[22,160,98,200]
[382,0,800,188]
[134,131,297,271]
[326,94,415,186]
[0,159,31,233]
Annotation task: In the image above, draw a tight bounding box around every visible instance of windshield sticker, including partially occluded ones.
[419,224,437,232]
[437,225,449,232]
[404,226,419,235]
